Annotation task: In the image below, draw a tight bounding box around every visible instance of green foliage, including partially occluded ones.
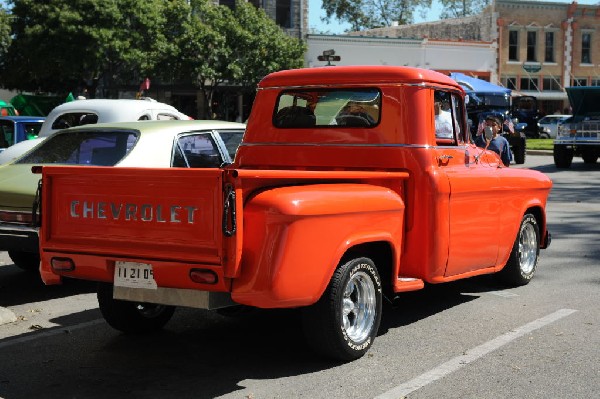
[439,0,492,19]
[1,0,169,96]
[158,0,305,118]
[0,6,11,57]
[0,0,305,108]
[321,0,433,31]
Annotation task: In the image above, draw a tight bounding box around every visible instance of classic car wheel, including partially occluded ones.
[302,257,382,361]
[500,214,540,286]
[97,283,175,333]
[8,250,40,272]
[553,145,573,168]
[581,149,599,164]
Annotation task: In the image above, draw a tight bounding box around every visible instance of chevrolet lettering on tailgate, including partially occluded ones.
[69,200,198,224]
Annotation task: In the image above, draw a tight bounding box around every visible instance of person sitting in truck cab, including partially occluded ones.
[475,115,512,167]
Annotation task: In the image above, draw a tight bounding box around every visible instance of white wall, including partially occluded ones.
[306,34,497,82]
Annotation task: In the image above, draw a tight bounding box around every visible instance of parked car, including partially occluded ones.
[0,98,190,165]
[538,114,570,139]
[0,120,245,271]
[0,116,45,151]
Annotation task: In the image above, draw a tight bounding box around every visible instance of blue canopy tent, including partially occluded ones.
[449,72,511,95]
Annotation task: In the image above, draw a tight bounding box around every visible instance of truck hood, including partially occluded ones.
[566,87,600,118]
[0,164,41,210]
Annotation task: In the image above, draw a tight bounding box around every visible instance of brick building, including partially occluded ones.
[334,0,600,115]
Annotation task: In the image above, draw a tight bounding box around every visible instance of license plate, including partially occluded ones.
[114,261,157,289]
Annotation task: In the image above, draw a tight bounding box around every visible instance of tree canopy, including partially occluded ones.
[0,0,305,114]
[439,0,492,19]
[321,0,491,31]
[321,0,433,31]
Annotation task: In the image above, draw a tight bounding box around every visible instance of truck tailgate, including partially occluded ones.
[40,166,229,266]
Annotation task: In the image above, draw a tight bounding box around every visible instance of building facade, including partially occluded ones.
[326,1,600,115]
[497,0,600,114]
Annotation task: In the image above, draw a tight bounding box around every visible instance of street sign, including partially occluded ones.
[317,55,341,62]
[318,50,341,66]
[523,63,542,73]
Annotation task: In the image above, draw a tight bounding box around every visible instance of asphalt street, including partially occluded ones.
[0,153,598,399]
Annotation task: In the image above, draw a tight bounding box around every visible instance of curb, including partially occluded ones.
[0,306,17,325]
[527,150,552,155]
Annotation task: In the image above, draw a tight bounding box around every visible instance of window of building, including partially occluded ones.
[248,0,261,7]
[527,31,537,62]
[543,77,561,91]
[582,32,592,64]
[503,76,517,90]
[545,32,555,63]
[509,30,519,61]
[572,78,588,86]
[591,79,600,86]
[276,0,291,28]
[520,77,539,91]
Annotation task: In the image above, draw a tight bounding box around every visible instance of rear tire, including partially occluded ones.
[97,283,175,333]
[581,149,599,164]
[499,214,540,286]
[8,250,40,272]
[553,145,573,168]
[302,257,382,361]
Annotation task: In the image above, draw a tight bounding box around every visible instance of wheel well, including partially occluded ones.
[340,242,394,298]
[526,206,544,233]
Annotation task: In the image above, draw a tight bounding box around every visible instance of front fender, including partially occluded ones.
[232,184,405,308]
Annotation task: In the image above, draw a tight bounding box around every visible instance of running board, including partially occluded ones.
[394,277,424,292]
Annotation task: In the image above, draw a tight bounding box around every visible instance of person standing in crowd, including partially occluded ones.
[475,115,512,167]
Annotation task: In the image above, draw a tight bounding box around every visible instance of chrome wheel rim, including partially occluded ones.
[342,271,377,343]
[519,223,537,274]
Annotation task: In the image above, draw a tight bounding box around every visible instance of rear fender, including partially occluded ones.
[231,184,405,308]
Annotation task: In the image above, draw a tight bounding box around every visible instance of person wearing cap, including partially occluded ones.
[475,115,512,167]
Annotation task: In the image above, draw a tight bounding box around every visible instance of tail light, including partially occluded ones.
[51,258,75,272]
[189,269,218,284]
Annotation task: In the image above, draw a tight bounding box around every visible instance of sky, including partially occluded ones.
[308,0,600,35]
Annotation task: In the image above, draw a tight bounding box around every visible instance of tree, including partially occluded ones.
[159,0,305,119]
[321,0,433,31]
[0,5,11,59]
[439,0,492,19]
[0,0,169,97]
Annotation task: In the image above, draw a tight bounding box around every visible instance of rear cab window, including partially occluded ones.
[16,130,138,166]
[273,89,381,128]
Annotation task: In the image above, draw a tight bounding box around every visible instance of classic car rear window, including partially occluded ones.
[16,130,138,166]
[273,88,381,128]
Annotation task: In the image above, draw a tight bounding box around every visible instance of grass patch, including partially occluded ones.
[527,138,553,150]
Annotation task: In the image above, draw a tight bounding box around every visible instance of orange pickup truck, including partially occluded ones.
[38,66,552,361]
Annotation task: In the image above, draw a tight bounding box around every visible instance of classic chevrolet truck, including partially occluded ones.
[38,66,552,361]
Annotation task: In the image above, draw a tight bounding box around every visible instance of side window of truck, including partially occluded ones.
[434,90,465,145]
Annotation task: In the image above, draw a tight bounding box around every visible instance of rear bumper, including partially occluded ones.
[0,223,39,252]
[40,251,234,308]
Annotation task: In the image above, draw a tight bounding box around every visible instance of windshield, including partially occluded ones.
[16,130,138,166]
